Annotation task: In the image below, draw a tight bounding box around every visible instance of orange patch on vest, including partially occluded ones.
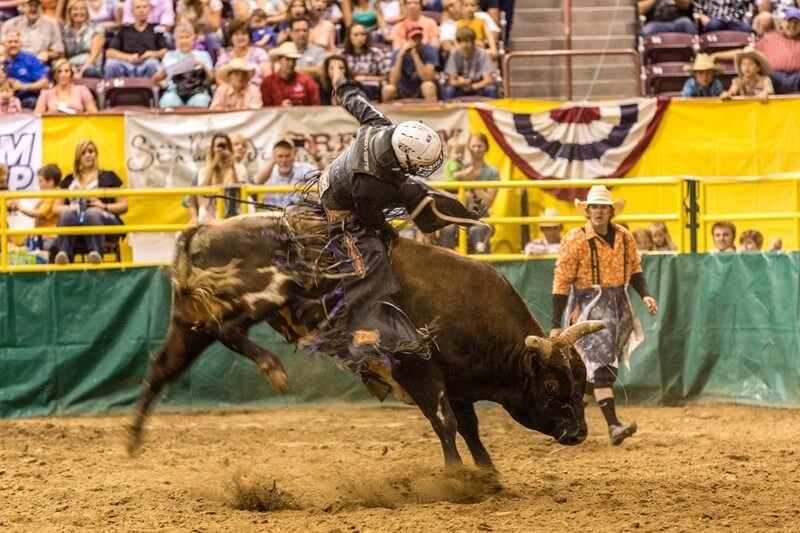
[352,329,381,347]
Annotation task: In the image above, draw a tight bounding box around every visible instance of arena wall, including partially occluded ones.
[2,254,798,418]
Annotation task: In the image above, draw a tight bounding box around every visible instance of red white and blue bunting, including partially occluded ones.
[477,99,669,183]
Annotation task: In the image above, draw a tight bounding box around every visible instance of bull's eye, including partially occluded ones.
[545,380,559,394]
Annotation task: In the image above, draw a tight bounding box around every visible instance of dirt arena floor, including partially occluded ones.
[1,403,798,532]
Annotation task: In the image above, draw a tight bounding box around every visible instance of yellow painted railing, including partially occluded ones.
[5,175,796,271]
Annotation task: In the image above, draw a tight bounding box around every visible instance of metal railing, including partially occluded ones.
[502,49,643,101]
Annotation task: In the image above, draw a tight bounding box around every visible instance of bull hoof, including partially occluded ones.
[125,425,143,456]
[267,369,289,394]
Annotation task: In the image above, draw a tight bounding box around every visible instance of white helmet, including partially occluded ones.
[391,121,443,177]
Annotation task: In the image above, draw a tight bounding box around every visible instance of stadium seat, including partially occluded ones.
[719,62,738,90]
[641,32,696,65]
[72,77,103,106]
[697,31,753,54]
[645,62,691,96]
[103,77,159,109]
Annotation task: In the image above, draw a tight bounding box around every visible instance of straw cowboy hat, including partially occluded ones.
[269,41,302,60]
[540,207,563,228]
[735,48,771,76]
[217,58,256,84]
[574,185,626,217]
[683,53,723,74]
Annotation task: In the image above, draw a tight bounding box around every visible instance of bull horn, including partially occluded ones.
[558,320,606,345]
[525,336,553,359]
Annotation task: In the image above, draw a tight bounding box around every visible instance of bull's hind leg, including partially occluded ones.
[392,357,462,469]
[213,323,289,393]
[450,400,496,471]
[127,323,214,455]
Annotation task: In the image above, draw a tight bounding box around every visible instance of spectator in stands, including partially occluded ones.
[261,41,321,106]
[649,221,677,251]
[84,0,122,31]
[1,30,49,108]
[337,23,391,101]
[62,0,104,79]
[632,227,655,253]
[739,228,764,250]
[0,1,25,23]
[250,8,277,48]
[377,0,407,43]
[121,0,174,35]
[231,133,258,177]
[442,26,497,100]
[34,58,99,113]
[439,0,463,53]
[216,19,273,86]
[344,0,379,34]
[442,136,466,181]
[0,163,7,190]
[324,0,344,25]
[289,17,327,79]
[104,0,168,78]
[681,53,725,97]
[478,0,500,24]
[638,0,697,35]
[752,0,798,34]
[233,0,288,23]
[153,23,214,108]
[438,132,497,254]
[319,55,352,104]
[1,0,64,64]
[189,132,249,223]
[382,25,439,102]
[721,49,774,102]
[524,207,563,255]
[175,0,224,56]
[254,136,321,208]
[389,0,440,49]
[274,0,308,44]
[7,164,62,253]
[711,221,736,252]
[308,0,336,52]
[0,78,24,113]
[209,57,263,109]
[717,7,800,93]
[53,139,127,264]
[696,0,753,32]
[457,0,497,59]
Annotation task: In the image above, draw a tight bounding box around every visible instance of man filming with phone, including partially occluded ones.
[254,136,325,208]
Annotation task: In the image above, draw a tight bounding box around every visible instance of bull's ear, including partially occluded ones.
[525,335,553,360]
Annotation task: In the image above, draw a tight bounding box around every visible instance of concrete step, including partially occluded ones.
[514,6,638,24]
[509,35,637,51]
[513,20,638,38]
[507,79,642,100]
[506,54,637,68]
[509,63,640,82]
[524,0,639,8]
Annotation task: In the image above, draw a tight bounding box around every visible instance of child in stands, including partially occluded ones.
[721,49,774,103]
[681,53,724,97]
[443,137,466,181]
[0,78,23,114]
[250,8,277,49]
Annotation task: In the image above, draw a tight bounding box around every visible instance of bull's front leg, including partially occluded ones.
[450,400,496,471]
[392,357,462,469]
[212,322,289,393]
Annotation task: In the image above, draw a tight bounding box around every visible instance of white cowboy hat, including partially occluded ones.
[216,57,256,84]
[268,41,302,60]
[539,207,563,228]
[574,185,625,217]
[683,53,723,74]
[735,47,771,77]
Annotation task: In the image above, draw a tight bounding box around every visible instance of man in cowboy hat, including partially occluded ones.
[524,207,564,255]
[260,41,320,107]
[550,185,658,446]
[681,53,725,97]
[210,57,263,111]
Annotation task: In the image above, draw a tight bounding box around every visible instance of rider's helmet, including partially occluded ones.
[390,121,444,177]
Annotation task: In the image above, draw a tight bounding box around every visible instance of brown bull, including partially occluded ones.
[127,211,603,470]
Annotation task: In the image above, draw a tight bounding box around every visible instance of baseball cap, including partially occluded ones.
[784,7,800,21]
[406,25,424,39]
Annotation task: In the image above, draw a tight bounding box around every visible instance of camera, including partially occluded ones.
[292,137,306,148]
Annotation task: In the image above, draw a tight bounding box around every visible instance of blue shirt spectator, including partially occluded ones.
[1,30,49,108]
[681,53,725,97]
[383,26,440,101]
[681,76,724,97]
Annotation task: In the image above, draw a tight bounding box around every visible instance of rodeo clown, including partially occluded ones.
[316,61,485,362]
[550,186,659,446]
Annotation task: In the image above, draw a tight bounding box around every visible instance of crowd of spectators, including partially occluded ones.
[0,0,507,111]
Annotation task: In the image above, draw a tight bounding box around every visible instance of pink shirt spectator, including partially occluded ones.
[0,97,24,114]
[122,0,175,27]
[35,85,95,113]
[755,32,800,72]
[209,83,263,111]
[215,46,271,86]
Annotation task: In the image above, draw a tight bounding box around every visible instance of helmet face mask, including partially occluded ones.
[391,121,444,177]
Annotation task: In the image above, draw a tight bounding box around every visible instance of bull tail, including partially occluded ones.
[172,225,245,325]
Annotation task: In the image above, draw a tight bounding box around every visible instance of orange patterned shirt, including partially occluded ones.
[552,222,642,295]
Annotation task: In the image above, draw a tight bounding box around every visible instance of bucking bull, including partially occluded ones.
[127,206,604,471]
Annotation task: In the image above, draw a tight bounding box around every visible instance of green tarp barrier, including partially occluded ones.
[2,254,799,418]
